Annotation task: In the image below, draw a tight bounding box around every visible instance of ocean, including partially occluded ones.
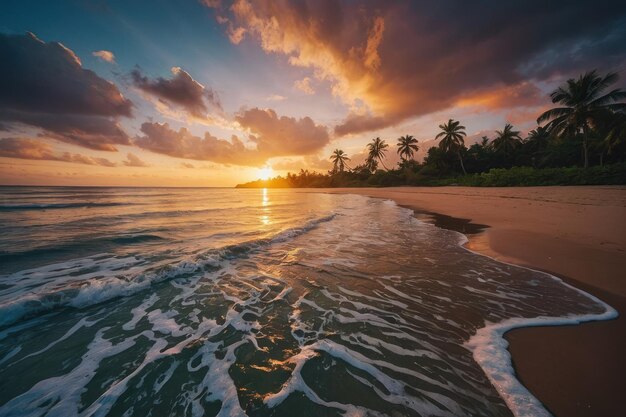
[0,187,615,417]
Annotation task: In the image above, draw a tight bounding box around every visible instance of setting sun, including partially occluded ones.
[257,166,274,180]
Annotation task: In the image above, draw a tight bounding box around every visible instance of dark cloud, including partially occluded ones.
[2,110,130,151]
[209,0,626,135]
[135,107,330,166]
[131,67,222,117]
[0,137,116,166]
[0,32,132,150]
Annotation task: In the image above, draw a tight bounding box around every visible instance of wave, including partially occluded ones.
[111,234,167,244]
[0,202,134,211]
[447,228,619,417]
[0,213,336,328]
[0,234,167,266]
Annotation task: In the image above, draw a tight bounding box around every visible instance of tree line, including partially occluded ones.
[238,71,626,188]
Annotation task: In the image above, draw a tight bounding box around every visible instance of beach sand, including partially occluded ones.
[322,186,626,417]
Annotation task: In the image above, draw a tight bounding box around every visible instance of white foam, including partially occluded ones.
[439,213,619,417]
[352,197,621,417]
[122,293,158,331]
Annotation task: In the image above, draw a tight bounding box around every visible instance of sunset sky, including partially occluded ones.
[1,0,625,186]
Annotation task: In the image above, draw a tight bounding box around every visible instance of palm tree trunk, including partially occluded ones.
[457,150,467,175]
[582,125,590,168]
[380,159,389,170]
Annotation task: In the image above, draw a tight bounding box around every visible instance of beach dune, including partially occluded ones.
[325,186,626,417]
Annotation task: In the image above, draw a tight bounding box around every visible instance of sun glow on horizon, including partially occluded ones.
[257,166,274,180]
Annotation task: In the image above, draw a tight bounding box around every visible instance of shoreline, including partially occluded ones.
[318,186,626,417]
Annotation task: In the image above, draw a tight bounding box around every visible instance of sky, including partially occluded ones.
[1,0,625,186]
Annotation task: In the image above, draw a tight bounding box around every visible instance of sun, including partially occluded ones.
[257,166,274,180]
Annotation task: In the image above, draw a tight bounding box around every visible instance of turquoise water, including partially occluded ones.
[0,187,611,417]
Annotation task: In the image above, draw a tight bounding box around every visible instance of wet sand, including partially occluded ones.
[322,186,626,417]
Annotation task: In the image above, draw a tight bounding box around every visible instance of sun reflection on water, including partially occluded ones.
[260,188,270,225]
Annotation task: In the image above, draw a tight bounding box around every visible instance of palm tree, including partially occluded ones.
[397,135,419,162]
[365,155,378,172]
[436,119,467,175]
[367,137,389,170]
[525,126,550,152]
[537,70,626,168]
[492,123,522,156]
[330,149,350,173]
[604,112,626,156]
[524,126,551,167]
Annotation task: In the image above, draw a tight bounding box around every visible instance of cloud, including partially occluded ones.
[228,26,247,44]
[0,32,132,150]
[0,137,116,166]
[456,82,545,110]
[201,0,222,7]
[123,153,149,167]
[294,77,314,95]
[235,107,330,156]
[334,114,389,137]
[271,155,332,172]
[181,162,195,168]
[4,111,130,151]
[266,94,287,101]
[135,107,330,166]
[131,67,222,117]
[92,50,115,63]
[134,121,265,166]
[207,1,626,135]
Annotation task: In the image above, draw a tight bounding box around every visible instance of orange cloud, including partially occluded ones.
[135,107,330,166]
[92,50,115,63]
[235,107,329,156]
[271,155,332,172]
[207,1,626,137]
[456,82,544,110]
[294,77,314,95]
[134,122,263,165]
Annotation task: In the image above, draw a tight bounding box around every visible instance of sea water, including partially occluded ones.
[0,187,615,417]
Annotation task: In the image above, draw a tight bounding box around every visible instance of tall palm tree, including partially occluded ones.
[397,135,419,162]
[367,137,389,170]
[330,149,350,173]
[492,123,522,156]
[365,155,378,172]
[537,70,626,168]
[436,119,467,175]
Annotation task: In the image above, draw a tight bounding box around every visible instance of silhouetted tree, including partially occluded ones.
[367,137,389,170]
[330,149,350,173]
[492,123,522,166]
[537,70,626,168]
[397,135,419,162]
[436,119,467,175]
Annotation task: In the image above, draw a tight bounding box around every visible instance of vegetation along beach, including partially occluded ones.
[1,1,625,417]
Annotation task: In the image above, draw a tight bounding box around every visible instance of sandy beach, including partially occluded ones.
[325,186,626,417]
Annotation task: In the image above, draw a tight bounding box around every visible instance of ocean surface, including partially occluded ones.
[0,187,615,417]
